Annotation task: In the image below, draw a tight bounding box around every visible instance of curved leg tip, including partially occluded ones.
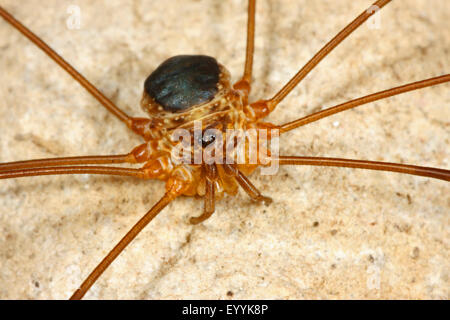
[189,211,214,225]
[257,195,273,206]
[189,216,203,225]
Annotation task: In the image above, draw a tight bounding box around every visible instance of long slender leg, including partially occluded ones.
[0,154,135,172]
[70,177,187,300]
[223,164,272,204]
[0,166,147,180]
[278,74,450,133]
[190,164,217,224]
[273,156,450,182]
[0,6,133,127]
[0,140,158,173]
[248,0,392,118]
[234,0,257,96]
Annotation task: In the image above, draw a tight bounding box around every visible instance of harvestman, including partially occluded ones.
[0,0,449,299]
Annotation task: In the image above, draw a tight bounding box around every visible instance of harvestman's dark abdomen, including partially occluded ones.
[144,55,220,113]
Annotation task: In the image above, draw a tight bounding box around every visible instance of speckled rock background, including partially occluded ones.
[0,0,448,299]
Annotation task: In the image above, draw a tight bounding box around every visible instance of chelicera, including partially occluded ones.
[0,0,448,299]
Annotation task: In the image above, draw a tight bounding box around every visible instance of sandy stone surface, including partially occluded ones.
[0,0,448,299]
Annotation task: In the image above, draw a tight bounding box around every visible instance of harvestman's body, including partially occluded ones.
[0,0,449,299]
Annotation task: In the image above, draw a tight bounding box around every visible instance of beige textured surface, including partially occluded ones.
[0,0,448,299]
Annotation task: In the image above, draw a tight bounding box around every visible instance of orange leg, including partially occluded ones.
[233,0,256,97]
[190,164,218,224]
[0,6,146,132]
[248,0,392,118]
[0,166,147,180]
[0,4,159,140]
[0,141,162,174]
[0,154,135,172]
[70,176,188,300]
[273,156,450,182]
[223,163,272,205]
[0,151,181,299]
[278,74,450,133]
